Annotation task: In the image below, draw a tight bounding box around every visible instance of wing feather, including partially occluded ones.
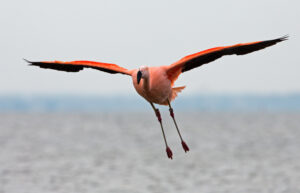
[167,35,288,82]
[25,59,131,75]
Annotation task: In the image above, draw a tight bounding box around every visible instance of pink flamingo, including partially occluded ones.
[25,36,287,159]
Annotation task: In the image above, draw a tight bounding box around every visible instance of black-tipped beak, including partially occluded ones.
[137,70,142,84]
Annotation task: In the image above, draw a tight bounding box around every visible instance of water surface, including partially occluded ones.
[0,112,299,193]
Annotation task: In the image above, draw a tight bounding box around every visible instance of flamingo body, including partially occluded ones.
[132,66,174,105]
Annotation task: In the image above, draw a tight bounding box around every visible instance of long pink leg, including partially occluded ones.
[150,102,173,159]
[167,99,189,153]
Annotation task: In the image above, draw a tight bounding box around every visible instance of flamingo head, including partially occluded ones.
[137,66,149,84]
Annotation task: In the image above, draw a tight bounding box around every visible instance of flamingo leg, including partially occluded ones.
[167,99,189,153]
[150,102,173,159]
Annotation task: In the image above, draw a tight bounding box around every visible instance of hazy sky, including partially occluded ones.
[1,0,299,96]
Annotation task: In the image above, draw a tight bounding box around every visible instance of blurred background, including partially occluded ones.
[0,0,300,193]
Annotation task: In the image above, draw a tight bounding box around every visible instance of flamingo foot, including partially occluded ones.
[181,141,189,152]
[166,146,173,159]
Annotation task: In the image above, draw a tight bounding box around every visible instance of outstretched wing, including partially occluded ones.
[167,36,288,83]
[25,59,131,75]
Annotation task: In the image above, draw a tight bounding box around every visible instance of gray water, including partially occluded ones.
[0,112,300,193]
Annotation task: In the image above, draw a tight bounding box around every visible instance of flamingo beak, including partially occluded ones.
[137,70,142,84]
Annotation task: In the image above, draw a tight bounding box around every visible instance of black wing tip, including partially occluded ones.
[278,35,289,42]
[23,58,30,63]
[24,59,84,72]
[23,58,35,65]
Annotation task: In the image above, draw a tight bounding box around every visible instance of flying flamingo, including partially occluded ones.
[25,36,287,159]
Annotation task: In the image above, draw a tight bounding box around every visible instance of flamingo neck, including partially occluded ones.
[142,76,150,91]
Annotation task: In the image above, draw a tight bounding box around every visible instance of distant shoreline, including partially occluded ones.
[1,94,300,112]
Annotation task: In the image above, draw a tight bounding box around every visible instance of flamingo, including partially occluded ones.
[25,36,287,159]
